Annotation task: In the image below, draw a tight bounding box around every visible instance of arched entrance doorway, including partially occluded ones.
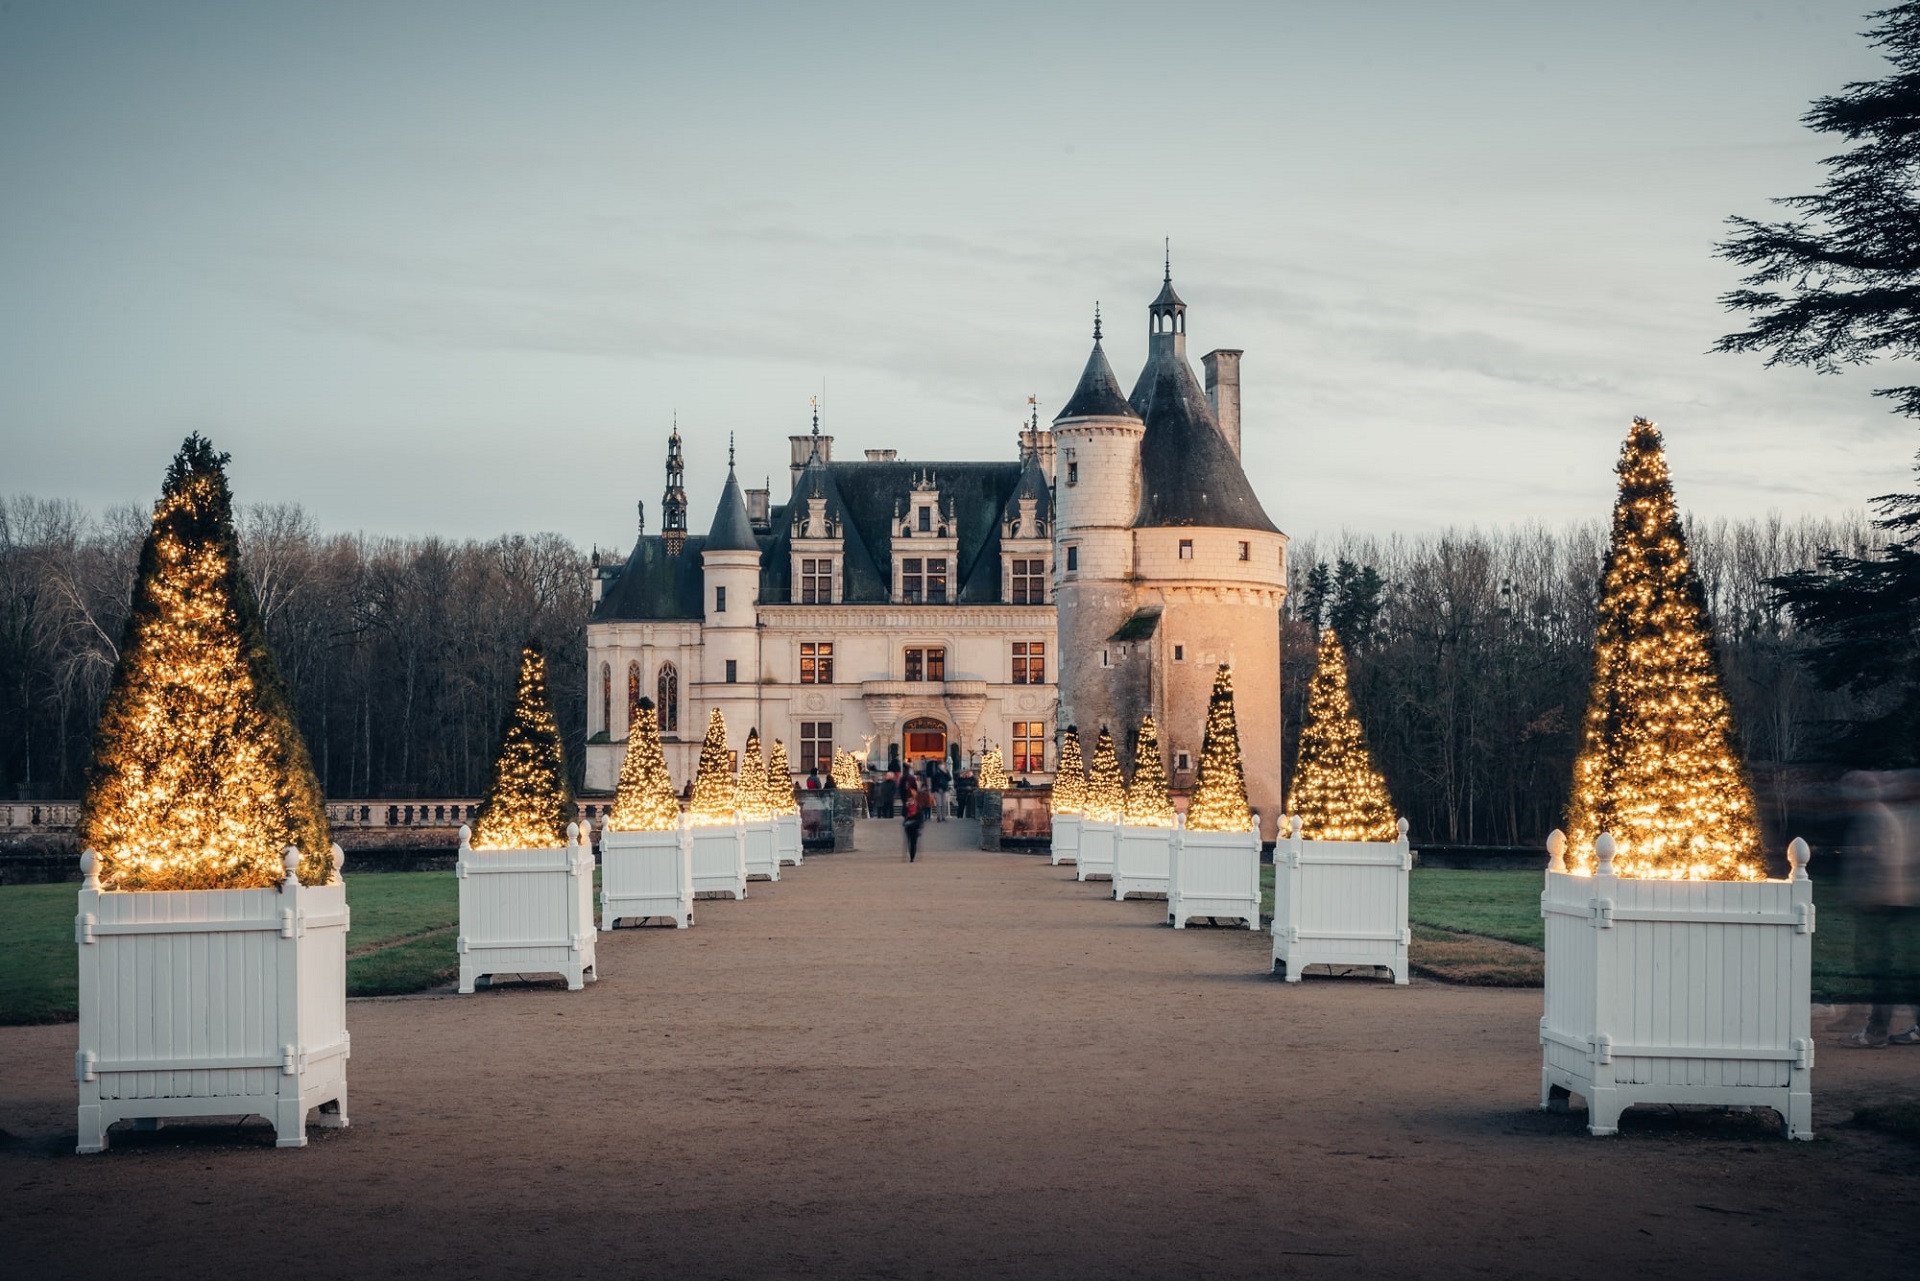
[902,716,947,763]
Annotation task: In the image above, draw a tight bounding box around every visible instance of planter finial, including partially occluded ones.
[80,848,99,891]
[1546,830,1566,873]
[330,843,346,882]
[1789,836,1811,882]
[1595,832,1616,876]
[458,823,472,850]
[1289,814,1302,838]
[566,820,580,843]
[1397,817,1409,838]
[282,846,301,884]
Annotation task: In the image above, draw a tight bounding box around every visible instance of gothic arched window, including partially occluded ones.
[627,661,643,733]
[657,661,679,733]
[600,662,612,736]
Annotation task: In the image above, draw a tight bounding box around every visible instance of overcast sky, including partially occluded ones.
[1,1,1911,551]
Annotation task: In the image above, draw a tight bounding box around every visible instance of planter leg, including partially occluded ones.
[274,1097,308,1148]
[316,1093,348,1129]
[76,1104,106,1155]
[1543,1077,1570,1112]
[1586,1088,1622,1136]
[1787,1087,1813,1141]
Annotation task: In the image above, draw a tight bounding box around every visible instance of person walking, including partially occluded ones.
[902,774,927,862]
[930,759,951,821]
[1845,769,1920,1047]
[805,768,820,790]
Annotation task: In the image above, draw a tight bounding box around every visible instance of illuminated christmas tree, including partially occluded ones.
[1286,629,1397,842]
[766,740,798,814]
[1084,727,1126,823]
[1124,714,1175,826]
[607,696,680,832]
[1566,418,1762,879]
[978,746,1009,790]
[688,707,737,820]
[830,748,862,790]
[738,729,771,819]
[470,642,576,849]
[79,435,331,890]
[1050,726,1087,815]
[1187,665,1253,833]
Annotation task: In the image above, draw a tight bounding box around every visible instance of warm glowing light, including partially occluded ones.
[1050,726,1087,815]
[688,707,737,822]
[1565,418,1763,880]
[1123,714,1175,826]
[830,748,862,790]
[978,747,1009,790]
[1083,728,1126,823]
[766,740,799,815]
[737,729,772,820]
[79,435,332,890]
[1187,665,1254,833]
[1286,629,1397,842]
[470,642,576,849]
[607,696,680,832]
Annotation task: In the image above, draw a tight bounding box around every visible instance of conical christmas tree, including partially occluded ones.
[470,641,576,849]
[1050,726,1087,815]
[830,748,860,790]
[1566,418,1762,879]
[1124,714,1175,825]
[1187,665,1253,833]
[607,696,680,832]
[79,435,331,890]
[766,740,798,815]
[978,746,1009,790]
[1286,629,1397,841]
[738,729,771,819]
[688,707,737,821]
[1084,727,1126,823]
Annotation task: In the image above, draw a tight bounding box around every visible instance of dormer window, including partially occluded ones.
[918,506,931,533]
[901,557,948,604]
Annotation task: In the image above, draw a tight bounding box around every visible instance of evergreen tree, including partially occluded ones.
[978,746,1009,790]
[470,641,576,849]
[1123,713,1174,826]
[1050,726,1087,815]
[607,696,680,832]
[688,707,736,819]
[738,729,771,818]
[1286,629,1397,841]
[1084,727,1126,823]
[1565,420,1762,879]
[766,739,798,814]
[830,748,861,790]
[1188,665,1253,833]
[79,435,331,890]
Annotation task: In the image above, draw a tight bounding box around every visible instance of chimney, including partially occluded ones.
[789,433,832,486]
[1202,349,1243,459]
[864,448,898,462]
[744,485,771,531]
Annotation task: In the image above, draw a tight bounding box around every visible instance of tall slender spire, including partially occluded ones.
[1093,302,1102,342]
[661,423,688,556]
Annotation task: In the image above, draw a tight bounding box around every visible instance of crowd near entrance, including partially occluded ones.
[903,717,947,763]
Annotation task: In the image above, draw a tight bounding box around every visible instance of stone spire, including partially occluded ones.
[705,433,760,552]
[661,421,688,556]
[1055,305,1140,423]
[1131,248,1190,414]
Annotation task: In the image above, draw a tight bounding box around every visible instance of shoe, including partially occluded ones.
[1845,1029,1889,1048]
[1890,1025,1920,1045]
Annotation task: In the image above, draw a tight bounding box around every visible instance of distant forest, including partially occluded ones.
[0,496,1878,846]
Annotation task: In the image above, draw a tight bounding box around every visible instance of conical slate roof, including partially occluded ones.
[705,468,761,551]
[1134,358,1278,534]
[1055,340,1139,422]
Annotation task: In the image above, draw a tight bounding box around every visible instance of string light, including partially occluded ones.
[737,729,772,820]
[1565,418,1763,880]
[607,696,679,832]
[766,740,799,815]
[1050,726,1087,815]
[1187,665,1253,833]
[1124,714,1175,826]
[688,707,737,823]
[1286,629,1397,841]
[79,435,331,890]
[1083,727,1126,823]
[470,642,576,850]
[830,748,862,790]
[978,747,1009,790]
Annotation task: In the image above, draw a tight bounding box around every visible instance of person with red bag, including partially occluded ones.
[902,773,927,863]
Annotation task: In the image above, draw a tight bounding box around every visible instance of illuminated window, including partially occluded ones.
[1178,539,1193,560]
[801,557,833,604]
[656,662,678,732]
[1012,721,1045,773]
[905,646,946,682]
[1011,558,1045,604]
[799,721,833,773]
[1011,641,1045,685]
[800,641,833,684]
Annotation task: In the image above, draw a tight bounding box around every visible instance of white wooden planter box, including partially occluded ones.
[457,823,597,993]
[1113,820,1176,901]
[1540,832,1815,1139]
[599,818,693,929]
[1271,817,1410,983]
[75,846,350,1154]
[775,812,803,866]
[1167,818,1261,930]
[743,817,780,881]
[1050,813,1081,866]
[690,816,748,899]
[1075,819,1117,881]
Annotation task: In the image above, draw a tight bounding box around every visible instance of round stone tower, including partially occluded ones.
[701,437,764,740]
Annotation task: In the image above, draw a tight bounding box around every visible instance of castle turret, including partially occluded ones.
[702,434,762,702]
[661,426,689,557]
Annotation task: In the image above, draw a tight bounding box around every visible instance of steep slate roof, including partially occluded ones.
[705,468,761,551]
[1134,357,1280,534]
[1054,340,1139,422]
[592,535,710,621]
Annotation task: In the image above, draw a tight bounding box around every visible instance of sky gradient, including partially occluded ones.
[1,1,1911,551]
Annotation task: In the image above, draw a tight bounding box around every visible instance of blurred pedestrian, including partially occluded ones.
[1844,770,1920,1048]
[902,774,927,862]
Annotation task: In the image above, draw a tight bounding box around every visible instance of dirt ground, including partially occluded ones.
[4,817,1918,1280]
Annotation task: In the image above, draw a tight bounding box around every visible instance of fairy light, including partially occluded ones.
[1083,727,1126,823]
[606,696,680,832]
[1050,726,1087,815]
[766,739,799,815]
[78,435,331,891]
[830,748,862,790]
[688,707,737,823]
[1565,418,1763,880]
[978,747,1009,790]
[469,642,575,850]
[1286,628,1397,841]
[737,729,772,820]
[1186,665,1253,833]
[1123,714,1175,826]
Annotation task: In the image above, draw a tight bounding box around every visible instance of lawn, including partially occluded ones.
[0,871,461,1024]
